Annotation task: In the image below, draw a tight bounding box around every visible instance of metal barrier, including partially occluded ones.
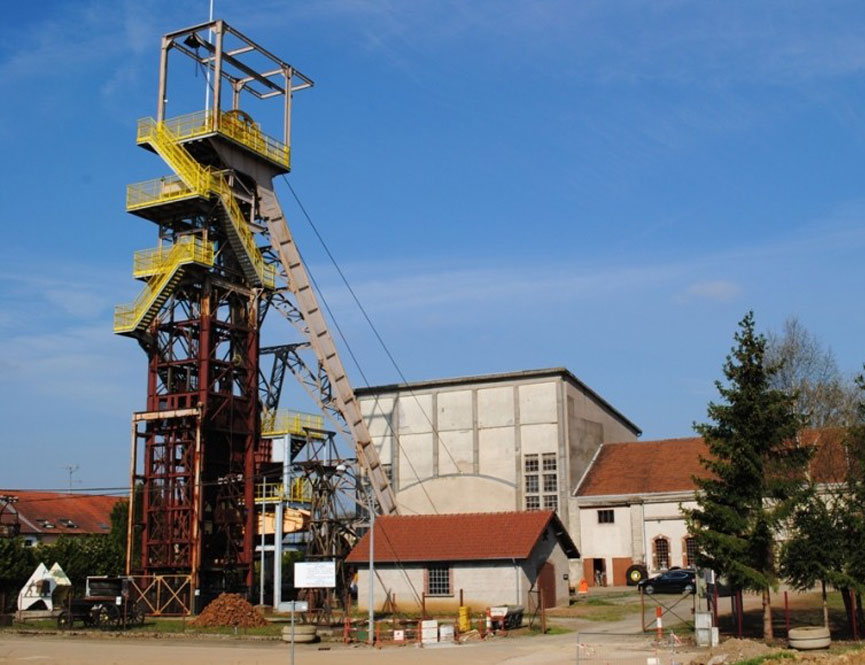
[577,632,702,665]
[127,574,193,616]
[342,616,483,646]
[343,618,422,645]
[640,589,696,634]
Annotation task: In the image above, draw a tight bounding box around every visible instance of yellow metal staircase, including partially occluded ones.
[114,236,214,334]
[136,118,276,289]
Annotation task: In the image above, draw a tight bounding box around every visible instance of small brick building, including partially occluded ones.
[346,510,578,612]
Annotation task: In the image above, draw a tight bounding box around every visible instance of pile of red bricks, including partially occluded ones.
[190,593,268,628]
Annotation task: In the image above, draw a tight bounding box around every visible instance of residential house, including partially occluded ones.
[0,490,122,546]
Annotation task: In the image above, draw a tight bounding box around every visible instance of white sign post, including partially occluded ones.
[289,561,336,664]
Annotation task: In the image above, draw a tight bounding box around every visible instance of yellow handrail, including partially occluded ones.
[154,109,290,168]
[133,235,206,278]
[127,175,196,211]
[137,117,276,288]
[114,238,214,332]
[261,409,326,438]
[254,478,312,503]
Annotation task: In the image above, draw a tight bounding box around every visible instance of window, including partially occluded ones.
[525,452,558,512]
[597,509,614,524]
[685,537,698,567]
[426,565,451,596]
[524,454,539,509]
[654,537,670,570]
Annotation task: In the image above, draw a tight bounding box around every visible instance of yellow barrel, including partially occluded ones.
[458,606,471,633]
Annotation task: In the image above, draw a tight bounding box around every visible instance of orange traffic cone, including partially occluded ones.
[578,578,588,595]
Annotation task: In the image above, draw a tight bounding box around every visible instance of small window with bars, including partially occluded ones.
[426,565,451,596]
[524,454,539,473]
[597,509,614,524]
[542,453,557,471]
[526,495,540,510]
[525,475,539,494]
[543,473,557,493]
[543,494,558,510]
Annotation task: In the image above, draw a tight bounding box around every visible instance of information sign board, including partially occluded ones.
[294,561,336,588]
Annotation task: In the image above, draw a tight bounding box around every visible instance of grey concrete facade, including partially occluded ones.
[356,368,640,584]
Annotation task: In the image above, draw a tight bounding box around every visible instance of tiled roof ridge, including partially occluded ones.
[606,426,842,448]
[380,509,553,519]
[605,436,702,446]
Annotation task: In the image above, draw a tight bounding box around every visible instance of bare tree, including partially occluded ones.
[766,317,858,427]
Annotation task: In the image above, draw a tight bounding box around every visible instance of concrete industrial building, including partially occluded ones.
[356,368,640,583]
[346,510,579,611]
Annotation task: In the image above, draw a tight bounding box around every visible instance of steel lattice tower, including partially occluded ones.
[117,20,397,612]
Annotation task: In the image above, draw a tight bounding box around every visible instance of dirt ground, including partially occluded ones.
[3,631,865,665]
[0,631,580,665]
[2,587,861,665]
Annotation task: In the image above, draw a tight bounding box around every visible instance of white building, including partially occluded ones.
[573,437,708,587]
[356,368,641,583]
[346,510,579,611]
[572,429,842,587]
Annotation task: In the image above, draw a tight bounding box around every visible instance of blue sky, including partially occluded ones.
[1,1,864,490]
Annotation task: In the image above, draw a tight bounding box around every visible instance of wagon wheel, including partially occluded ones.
[96,604,121,630]
[131,602,146,627]
[57,610,73,629]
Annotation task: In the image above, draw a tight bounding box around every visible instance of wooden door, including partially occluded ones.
[538,562,556,608]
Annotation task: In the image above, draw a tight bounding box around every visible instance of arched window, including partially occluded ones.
[684,537,697,568]
[653,536,670,570]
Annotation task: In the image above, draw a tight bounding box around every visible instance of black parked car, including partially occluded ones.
[637,569,696,595]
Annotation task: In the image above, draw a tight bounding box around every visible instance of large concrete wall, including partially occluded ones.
[358,370,639,525]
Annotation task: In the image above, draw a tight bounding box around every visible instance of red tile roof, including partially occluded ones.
[0,490,123,536]
[576,437,711,497]
[576,428,847,497]
[346,510,578,564]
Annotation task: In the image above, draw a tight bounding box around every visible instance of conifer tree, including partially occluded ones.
[684,312,807,641]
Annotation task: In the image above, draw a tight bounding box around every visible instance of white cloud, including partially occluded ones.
[676,280,742,304]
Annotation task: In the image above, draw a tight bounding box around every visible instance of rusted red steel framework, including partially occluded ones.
[133,275,259,601]
[121,18,399,614]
